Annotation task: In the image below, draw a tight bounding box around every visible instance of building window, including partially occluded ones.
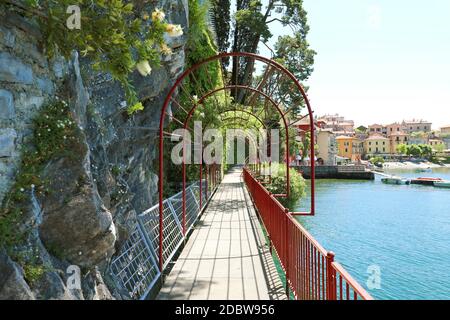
[383,148,386,152]
[369,148,372,152]
[345,148,348,153]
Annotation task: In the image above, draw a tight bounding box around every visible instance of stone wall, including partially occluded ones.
[0,12,65,203]
[0,0,188,299]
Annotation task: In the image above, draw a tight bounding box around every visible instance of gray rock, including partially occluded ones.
[0,250,35,300]
[0,52,33,84]
[68,52,89,127]
[0,128,17,157]
[32,271,80,300]
[132,67,169,102]
[36,77,55,95]
[39,133,116,268]
[166,48,185,78]
[82,268,114,300]
[0,27,15,48]
[163,0,189,49]
[52,57,67,79]
[14,94,44,113]
[0,89,15,119]
[4,13,42,40]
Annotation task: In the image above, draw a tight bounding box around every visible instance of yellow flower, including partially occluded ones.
[136,60,152,77]
[152,8,165,22]
[165,24,183,37]
[143,14,150,20]
[160,43,172,55]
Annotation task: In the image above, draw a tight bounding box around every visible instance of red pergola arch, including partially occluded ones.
[158,52,315,269]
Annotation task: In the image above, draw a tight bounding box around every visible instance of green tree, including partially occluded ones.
[355,126,368,134]
[396,143,408,155]
[223,0,315,103]
[406,144,422,157]
[418,144,433,159]
[435,143,445,153]
[210,0,231,57]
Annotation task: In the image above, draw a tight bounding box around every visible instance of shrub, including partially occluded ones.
[266,165,306,209]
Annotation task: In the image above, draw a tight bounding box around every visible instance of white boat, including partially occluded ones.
[381,176,410,185]
[434,181,450,188]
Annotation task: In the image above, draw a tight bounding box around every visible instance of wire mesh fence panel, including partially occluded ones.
[109,223,160,300]
[169,190,184,228]
[186,186,201,231]
[110,180,221,299]
[138,205,160,258]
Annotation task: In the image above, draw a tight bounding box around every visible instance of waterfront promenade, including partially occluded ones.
[158,167,286,300]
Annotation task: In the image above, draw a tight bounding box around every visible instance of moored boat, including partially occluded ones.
[410,177,443,186]
[434,181,450,188]
[416,168,432,173]
[382,177,410,185]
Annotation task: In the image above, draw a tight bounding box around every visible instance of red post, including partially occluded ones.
[326,251,336,300]
[199,131,203,210]
[285,208,290,297]
[310,118,315,215]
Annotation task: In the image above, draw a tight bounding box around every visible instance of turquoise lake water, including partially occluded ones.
[294,167,450,300]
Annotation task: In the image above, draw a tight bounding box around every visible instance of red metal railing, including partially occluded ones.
[243,168,373,300]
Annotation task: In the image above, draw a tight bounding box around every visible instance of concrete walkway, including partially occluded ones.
[158,167,286,300]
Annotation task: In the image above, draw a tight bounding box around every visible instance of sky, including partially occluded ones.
[258,0,450,129]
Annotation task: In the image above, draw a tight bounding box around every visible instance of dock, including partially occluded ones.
[296,165,375,180]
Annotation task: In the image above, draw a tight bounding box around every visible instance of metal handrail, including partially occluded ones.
[332,262,374,300]
[243,167,373,300]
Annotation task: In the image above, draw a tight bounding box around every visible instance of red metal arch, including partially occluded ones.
[181,84,290,193]
[158,52,315,270]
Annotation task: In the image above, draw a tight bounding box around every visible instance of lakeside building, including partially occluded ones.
[440,125,450,134]
[402,119,432,134]
[386,123,403,136]
[429,139,445,151]
[317,129,337,165]
[389,131,409,154]
[318,114,354,134]
[336,136,362,162]
[364,135,390,156]
[441,137,450,149]
[368,124,385,135]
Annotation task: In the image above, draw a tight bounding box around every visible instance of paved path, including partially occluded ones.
[158,167,286,300]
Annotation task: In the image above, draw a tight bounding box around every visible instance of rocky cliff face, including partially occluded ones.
[0,0,188,299]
